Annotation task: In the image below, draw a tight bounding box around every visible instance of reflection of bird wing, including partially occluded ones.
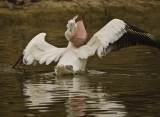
[77,19,160,59]
[23,33,66,65]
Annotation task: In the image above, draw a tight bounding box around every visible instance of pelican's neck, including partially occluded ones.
[67,41,78,49]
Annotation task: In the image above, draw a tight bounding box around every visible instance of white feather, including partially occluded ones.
[18,17,158,76]
[21,19,127,75]
[23,33,66,65]
[77,19,126,59]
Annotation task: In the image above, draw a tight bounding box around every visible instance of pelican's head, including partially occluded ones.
[66,15,78,32]
[65,15,78,41]
[65,15,87,47]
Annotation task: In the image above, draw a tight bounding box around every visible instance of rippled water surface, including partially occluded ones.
[0,21,160,117]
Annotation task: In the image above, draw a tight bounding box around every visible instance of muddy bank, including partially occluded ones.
[0,0,160,33]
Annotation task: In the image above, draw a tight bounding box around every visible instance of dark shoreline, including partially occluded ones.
[0,0,160,34]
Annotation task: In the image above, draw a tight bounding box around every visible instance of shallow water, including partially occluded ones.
[0,21,160,117]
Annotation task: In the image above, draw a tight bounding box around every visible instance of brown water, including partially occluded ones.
[0,21,160,117]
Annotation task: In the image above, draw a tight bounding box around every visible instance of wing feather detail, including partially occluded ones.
[77,19,160,59]
[23,33,66,65]
[103,24,160,55]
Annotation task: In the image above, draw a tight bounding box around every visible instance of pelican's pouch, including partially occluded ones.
[70,21,88,47]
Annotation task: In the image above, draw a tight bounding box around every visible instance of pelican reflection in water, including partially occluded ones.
[23,73,126,116]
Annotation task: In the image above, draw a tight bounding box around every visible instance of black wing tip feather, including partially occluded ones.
[12,54,24,69]
[127,24,160,48]
[103,23,160,55]
[126,24,147,33]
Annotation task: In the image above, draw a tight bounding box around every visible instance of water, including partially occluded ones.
[0,21,160,117]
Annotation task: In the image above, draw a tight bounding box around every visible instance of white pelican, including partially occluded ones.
[13,15,160,75]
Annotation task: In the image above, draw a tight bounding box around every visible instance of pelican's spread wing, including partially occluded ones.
[77,19,160,59]
[23,33,66,65]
